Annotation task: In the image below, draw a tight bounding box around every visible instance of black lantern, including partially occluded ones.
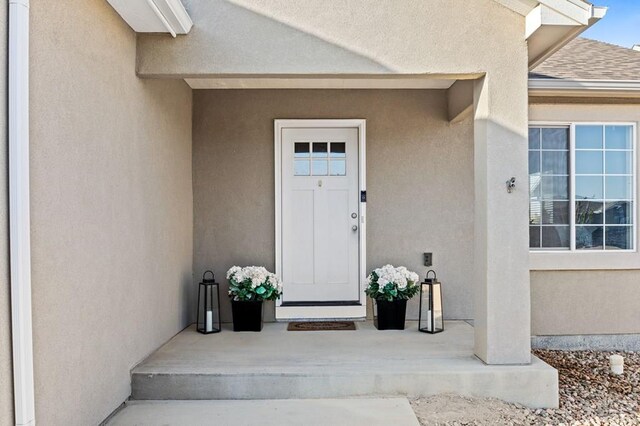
[419,270,444,334]
[197,270,221,334]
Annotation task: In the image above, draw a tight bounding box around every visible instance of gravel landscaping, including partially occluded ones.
[411,350,640,425]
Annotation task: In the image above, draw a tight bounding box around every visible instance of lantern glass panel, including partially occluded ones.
[432,282,444,332]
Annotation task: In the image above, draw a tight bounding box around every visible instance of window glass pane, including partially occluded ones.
[605,176,633,200]
[330,142,346,158]
[542,201,569,224]
[605,126,633,150]
[575,201,604,224]
[529,226,541,248]
[576,125,603,149]
[294,142,310,158]
[541,176,568,200]
[312,142,328,158]
[605,201,632,225]
[576,226,604,249]
[542,151,568,175]
[605,226,632,250]
[529,176,541,200]
[575,176,603,200]
[528,152,540,174]
[312,160,328,175]
[529,128,541,150]
[542,226,570,248]
[294,160,310,176]
[541,128,569,150]
[530,199,541,224]
[330,160,346,176]
[575,151,603,174]
[605,151,632,175]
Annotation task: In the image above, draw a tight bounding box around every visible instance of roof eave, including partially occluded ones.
[495,1,607,69]
[529,78,640,98]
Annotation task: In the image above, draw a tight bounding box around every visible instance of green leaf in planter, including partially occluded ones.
[255,286,266,295]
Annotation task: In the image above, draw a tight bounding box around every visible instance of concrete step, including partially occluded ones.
[130,321,558,407]
[106,398,420,426]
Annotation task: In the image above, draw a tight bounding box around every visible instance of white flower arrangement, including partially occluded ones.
[365,264,420,301]
[227,266,282,301]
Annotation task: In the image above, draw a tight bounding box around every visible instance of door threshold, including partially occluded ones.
[276,304,366,320]
[280,301,362,307]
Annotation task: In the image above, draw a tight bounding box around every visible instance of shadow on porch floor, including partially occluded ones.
[131,321,558,408]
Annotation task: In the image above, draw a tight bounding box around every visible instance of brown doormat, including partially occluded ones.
[287,321,356,331]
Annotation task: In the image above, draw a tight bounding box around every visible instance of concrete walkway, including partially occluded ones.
[106,398,420,426]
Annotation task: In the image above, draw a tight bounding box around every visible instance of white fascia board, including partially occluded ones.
[529,78,640,98]
[106,0,192,36]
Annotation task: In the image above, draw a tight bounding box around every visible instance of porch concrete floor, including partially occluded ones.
[131,321,558,408]
[107,398,420,426]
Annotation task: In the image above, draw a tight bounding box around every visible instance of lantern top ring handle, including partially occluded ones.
[426,270,437,280]
[202,270,215,282]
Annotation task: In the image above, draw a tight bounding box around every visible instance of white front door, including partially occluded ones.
[280,127,360,304]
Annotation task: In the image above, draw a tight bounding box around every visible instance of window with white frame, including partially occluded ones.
[529,124,636,251]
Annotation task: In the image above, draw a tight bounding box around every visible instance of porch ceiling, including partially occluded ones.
[184,76,460,90]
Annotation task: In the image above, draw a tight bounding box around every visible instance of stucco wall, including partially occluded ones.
[137,0,523,77]
[193,89,474,322]
[529,103,640,336]
[29,0,193,424]
[0,1,14,425]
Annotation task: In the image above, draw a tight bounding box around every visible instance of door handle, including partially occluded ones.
[352,225,358,231]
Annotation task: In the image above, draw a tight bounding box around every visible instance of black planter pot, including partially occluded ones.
[375,299,407,330]
[231,300,263,332]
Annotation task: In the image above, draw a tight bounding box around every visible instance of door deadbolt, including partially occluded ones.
[351,213,357,219]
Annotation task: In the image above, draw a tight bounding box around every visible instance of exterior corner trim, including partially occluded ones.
[8,0,36,424]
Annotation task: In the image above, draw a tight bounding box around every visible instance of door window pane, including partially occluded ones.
[575,176,603,200]
[605,226,632,249]
[312,160,328,176]
[575,201,604,224]
[576,125,603,149]
[294,142,310,158]
[312,142,328,158]
[330,160,346,176]
[294,160,310,176]
[575,151,603,174]
[605,126,633,149]
[330,143,346,158]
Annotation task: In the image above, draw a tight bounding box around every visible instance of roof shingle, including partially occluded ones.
[530,38,640,81]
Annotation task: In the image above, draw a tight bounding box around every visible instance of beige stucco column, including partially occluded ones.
[473,74,531,365]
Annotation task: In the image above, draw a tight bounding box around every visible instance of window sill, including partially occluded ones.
[530,250,640,270]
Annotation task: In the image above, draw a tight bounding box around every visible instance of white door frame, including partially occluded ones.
[274,119,367,320]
